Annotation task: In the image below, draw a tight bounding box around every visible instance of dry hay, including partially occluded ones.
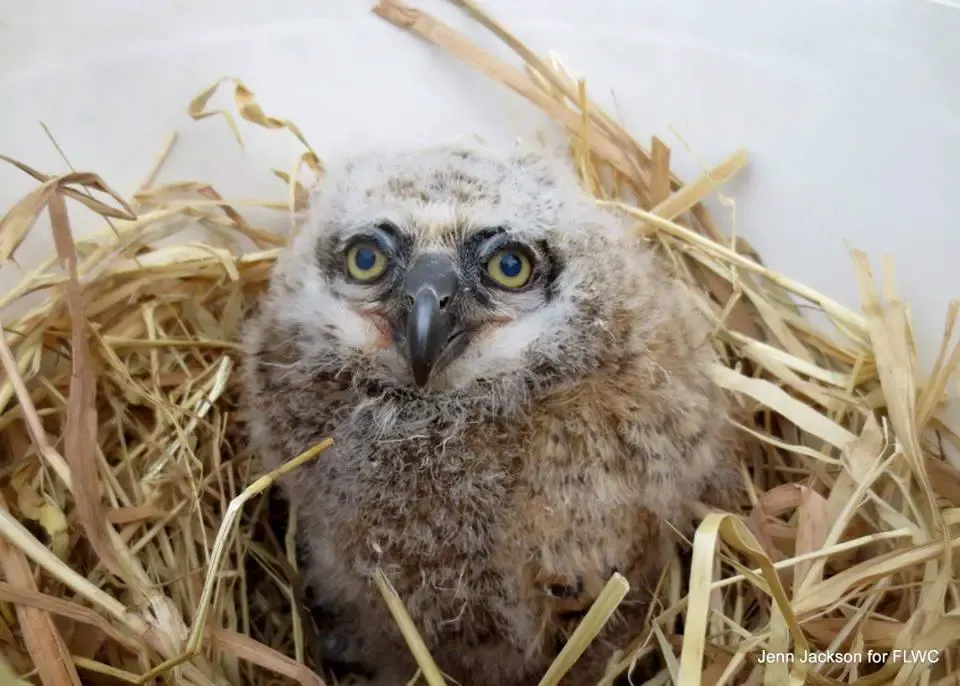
[1,1,959,684]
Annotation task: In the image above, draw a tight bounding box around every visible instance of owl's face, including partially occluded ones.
[267,145,636,397]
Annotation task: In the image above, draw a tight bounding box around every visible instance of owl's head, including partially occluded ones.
[261,144,650,401]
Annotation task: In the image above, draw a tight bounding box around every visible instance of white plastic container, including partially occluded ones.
[2,0,958,422]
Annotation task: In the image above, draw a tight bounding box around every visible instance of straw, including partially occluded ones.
[0,0,957,683]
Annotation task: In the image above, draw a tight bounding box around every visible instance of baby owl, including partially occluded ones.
[241,143,739,685]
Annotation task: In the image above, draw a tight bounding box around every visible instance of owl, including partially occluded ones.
[241,144,740,685]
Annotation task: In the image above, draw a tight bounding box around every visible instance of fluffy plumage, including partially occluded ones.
[241,144,740,684]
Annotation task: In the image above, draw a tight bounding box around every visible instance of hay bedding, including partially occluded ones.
[1,0,959,684]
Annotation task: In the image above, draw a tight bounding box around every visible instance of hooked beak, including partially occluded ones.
[403,253,462,387]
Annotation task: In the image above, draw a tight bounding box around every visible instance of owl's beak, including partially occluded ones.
[403,254,461,387]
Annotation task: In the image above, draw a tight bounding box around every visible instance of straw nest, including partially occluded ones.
[2,1,959,685]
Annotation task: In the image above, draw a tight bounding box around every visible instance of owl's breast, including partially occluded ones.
[304,405,527,632]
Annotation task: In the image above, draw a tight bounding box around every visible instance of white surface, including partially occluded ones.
[1,0,958,419]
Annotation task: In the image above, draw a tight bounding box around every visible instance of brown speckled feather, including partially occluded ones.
[241,143,740,685]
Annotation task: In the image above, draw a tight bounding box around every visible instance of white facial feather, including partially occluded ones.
[275,267,377,352]
[442,303,566,390]
[266,139,637,394]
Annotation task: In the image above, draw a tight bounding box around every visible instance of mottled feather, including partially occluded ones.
[241,143,740,685]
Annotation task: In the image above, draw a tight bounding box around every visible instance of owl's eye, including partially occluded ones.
[346,243,388,282]
[486,248,533,289]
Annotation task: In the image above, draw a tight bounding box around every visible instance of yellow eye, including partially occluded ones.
[486,248,532,289]
[346,243,388,282]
